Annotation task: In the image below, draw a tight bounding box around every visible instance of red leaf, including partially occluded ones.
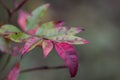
[7,62,20,80]
[42,40,53,57]
[21,37,41,55]
[18,10,29,31]
[55,42,78,77]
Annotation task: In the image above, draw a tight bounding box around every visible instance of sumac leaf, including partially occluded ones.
[7,62,20,80]
[42,40,53,57]
[55,42,78,77]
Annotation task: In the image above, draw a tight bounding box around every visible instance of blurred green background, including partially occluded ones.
[0,0,120,80]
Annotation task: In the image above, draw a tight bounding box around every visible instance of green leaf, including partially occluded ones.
[35,21,55,36]
[35,22,88,44]
[36,21,84,37]
[26,4,49,31]
[7,32,30,43]
[0,24,21,35]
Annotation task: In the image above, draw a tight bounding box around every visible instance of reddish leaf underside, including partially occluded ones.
[18,10,28,30]
[42,40,53,57]
[21,37,42,55]
[7,62,20,80]
[55,42,78,77]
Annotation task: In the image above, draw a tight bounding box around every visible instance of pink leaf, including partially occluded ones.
[7,62,20,80]
[18,10,39,34]
[42,40,53,57]
[21,37,42,55]
[55,42,78,77]
[18,10,29,31]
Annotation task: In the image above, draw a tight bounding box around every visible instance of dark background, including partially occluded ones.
[0,0,120,80]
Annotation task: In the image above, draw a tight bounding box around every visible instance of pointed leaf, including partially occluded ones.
[26,4,50,31]
[42,40,53,57]
[55,42,78,77]
[21,37,42,54]
[7,62,20,80]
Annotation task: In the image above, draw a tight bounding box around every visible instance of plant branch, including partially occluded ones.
[0,0,11,17]
[13,0,29,12]
[0,0,29,23]
[20,65,67,73]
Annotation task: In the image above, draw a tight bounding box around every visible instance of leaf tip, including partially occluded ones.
[82,39,89,44]
[54,21,64,27]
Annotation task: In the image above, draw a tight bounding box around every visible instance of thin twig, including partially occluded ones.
[0,0,29,23]
[0,0,11,17]
[20,65,67,73]
[13,0,29,12]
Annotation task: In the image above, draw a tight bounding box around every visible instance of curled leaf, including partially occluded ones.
[7,62,20,80]
[55,42,78,77]
[42,40,53,57]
